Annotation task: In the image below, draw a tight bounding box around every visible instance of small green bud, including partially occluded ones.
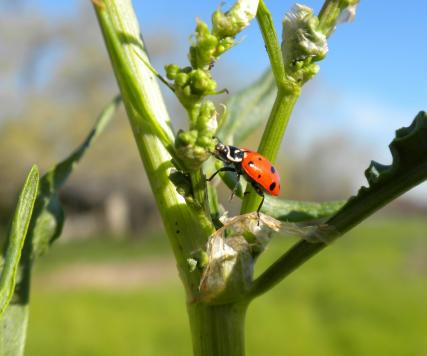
[195,18,210,36]
[200,34,218,51]
[190,69,216,95]
[205,79,217,93]
[198,251,209,268]
[175,102,218,170]
[175,131,210,170]
[216,45,226,55]
[177,129,198,145]
[182,66,193,74]
[216,37,234,55]
[193,146,206,157]
[175,72,189,87]
[190,69,209,90]
[187,250,209,272]
[187,258,198,272]
[189,19,218,69]
[212,9,236,38]
[197,135,213,147]
[200,100,215,117]
[165,64,180,80]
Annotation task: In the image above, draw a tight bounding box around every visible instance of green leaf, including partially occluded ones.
[218,69,276,144]
[0,166,39,316]
[262,198,345,222]
[328,111,427,233]
[214,163,344,222]
[29,96,120,258]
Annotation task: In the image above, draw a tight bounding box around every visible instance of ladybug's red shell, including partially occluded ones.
[241,150,280,196]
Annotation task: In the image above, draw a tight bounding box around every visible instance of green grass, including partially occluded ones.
[33,230,172,272]
[26,218,427,355]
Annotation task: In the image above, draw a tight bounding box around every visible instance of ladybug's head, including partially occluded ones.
[212,139,244,164]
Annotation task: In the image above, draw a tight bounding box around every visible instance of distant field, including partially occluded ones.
[26,218,427,355]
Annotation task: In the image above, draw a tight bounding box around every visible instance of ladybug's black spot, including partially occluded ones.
[258,157,262,161]
[269,182,276,192]
[248,161,254,167]
[258,174,261,179]
[270,166,276,173]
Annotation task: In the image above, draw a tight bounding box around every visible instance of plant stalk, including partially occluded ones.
[94,0,214,298]
[187,302,248,356]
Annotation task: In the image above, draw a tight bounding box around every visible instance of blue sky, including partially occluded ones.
[14,0,427,201]
[139,1,425,162]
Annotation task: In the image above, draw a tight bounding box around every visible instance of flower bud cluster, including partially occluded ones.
[175,101,218,170]
[165,64,217,110]
[167,1,259,170]
[281,4,328,83]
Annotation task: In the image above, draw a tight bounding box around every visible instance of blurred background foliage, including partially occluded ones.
[1,0,427,355]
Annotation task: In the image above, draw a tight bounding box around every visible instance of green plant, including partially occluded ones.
[1,0,427,355]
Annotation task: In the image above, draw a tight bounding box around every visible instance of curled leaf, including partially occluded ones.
[199,212,279,303]
[198,211,338,302]
[328,111,427,234]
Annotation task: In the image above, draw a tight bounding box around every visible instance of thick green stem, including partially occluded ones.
[94,1,214,298]
[187,302,248,356]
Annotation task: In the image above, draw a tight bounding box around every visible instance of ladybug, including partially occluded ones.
[207,140,280,215]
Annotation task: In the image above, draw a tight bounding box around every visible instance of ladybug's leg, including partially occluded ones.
[206,166,236,181]
[229,174,241,201]
[251,183,265,225]
[256,194,265,216]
